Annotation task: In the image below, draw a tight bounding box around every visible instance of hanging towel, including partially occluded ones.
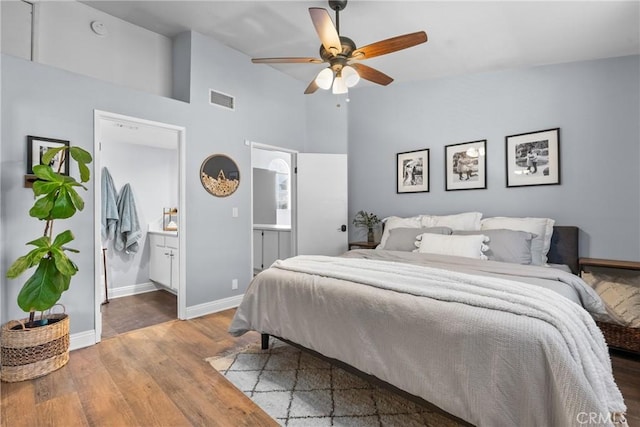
[101,167,119,241]
[114,183,142,254]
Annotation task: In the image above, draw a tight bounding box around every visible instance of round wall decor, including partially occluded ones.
[200,154,240,197]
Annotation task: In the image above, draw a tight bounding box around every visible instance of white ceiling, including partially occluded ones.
[83,1,639,87]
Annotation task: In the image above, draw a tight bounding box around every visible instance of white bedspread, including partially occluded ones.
[230,254,627,426]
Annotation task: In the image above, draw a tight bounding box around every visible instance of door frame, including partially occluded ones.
[249,141,298,279]
[93,110,187,344]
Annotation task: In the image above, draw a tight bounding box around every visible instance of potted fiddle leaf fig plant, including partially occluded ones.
[1,144,92,382]
[352,210,381,243]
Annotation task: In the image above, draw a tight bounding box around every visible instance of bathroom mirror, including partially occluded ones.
[200,154,240,197]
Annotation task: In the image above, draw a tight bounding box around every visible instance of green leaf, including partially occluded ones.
[67,187,85,211]
[69,147,92,183]
[52,230,74,247]
[17,258,67,312]
[7,255,32,279]
[78,162,90,183]
[32,180,60,197]
[29,192,55,219]
[60,273,71,292]
[8,239,52,277]
[26,247,50,267]
[26,236,51,248]
[41,146,66,166]
[32,165,63,182]
[49,248,78,276]
[69,146,92,164]
[50,187,76,219]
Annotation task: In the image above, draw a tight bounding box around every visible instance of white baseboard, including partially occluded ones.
[108,282,159,299]
[70,329,97,351]
[185,294,244,319]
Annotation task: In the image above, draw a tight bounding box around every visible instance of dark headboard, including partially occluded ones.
[380,222,580,275]
[547,226,579,275]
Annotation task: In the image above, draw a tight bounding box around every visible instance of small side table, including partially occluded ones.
[578,257,640,272]
[578,257,640,355]
[348,241,379,250]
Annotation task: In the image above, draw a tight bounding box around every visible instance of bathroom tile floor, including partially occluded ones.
[101,289,177,339]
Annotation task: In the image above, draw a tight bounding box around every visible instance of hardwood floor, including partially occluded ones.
[101,290,177,339]
[1,310,274,427]
[1,309,638,427]
[611,350,640,426]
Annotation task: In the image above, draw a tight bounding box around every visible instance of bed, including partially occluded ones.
[230,222,627,426]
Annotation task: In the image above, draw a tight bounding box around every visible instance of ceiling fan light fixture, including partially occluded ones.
[342,65,360,87]
[332,75,348,94]
[252,1,428,95]
[315,68,334,90]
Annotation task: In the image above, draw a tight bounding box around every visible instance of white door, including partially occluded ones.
[296,153,348,255]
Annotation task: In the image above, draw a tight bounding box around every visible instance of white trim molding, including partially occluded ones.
[185,294,244,320]
[93,110,188,345]
[70,330,97,351]
[108,282,161,299]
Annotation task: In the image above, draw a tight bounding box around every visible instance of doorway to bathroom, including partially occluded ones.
[93,110,186,342]
[251,143,295,276]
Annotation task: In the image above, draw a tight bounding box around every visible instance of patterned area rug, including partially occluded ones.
[207,338,464,427]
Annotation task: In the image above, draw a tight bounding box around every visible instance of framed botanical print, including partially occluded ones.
[445,140,487,191]
[397,149,429,193]
[506,128,560,188]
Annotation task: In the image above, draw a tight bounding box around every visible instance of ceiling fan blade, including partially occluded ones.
[309,7,342,56]
[352,31,427,60]
[252,57,323,64]
[304,79,319,95]
[350,63,393,86]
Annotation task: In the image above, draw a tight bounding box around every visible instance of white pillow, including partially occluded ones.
[414,233,489,260]
[481,217,555,265]
[421,212,482,230]
[377,216,422,250]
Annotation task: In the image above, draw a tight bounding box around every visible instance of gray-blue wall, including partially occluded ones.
[184,31,305,307]
[348,56,640,260]
[1,30,306,331]
[2,34,639,337]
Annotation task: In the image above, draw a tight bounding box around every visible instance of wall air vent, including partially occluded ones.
[209,89,235,111]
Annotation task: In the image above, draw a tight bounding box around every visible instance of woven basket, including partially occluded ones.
[596,321,640,354]
[1,311,70,382]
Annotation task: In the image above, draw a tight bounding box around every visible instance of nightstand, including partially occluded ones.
[348,241,379,250]
[578,257,640,355]
[578,257,640,272]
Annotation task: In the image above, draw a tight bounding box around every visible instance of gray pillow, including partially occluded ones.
[384,227,452,251]
[453,229,535,264]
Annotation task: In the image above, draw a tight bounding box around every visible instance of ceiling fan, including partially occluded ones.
[251,0,428,95]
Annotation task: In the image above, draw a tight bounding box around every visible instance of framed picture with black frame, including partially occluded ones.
[505,128,560,188]
[397,149,429,193]
[26,135,70,176]
[445,139,487,191]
